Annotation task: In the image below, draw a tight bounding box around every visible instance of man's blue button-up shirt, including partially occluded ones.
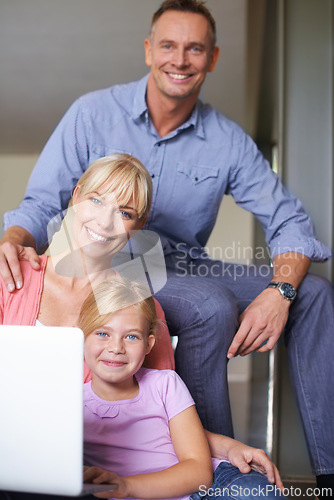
[4,74,331,261]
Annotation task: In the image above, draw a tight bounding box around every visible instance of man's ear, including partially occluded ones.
[208,46,220,72]
[146,334,156,355]
[144,38,152,67]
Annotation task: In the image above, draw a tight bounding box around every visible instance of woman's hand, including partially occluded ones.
[84,466,128,499]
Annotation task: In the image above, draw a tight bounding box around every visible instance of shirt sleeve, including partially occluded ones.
[158,370,195,422]
[227,129,331,262]
[4,97,90,250]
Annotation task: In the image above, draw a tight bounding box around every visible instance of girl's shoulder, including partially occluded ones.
[137,368,195,421]
[136,367,178,383]
[136,368,192,398]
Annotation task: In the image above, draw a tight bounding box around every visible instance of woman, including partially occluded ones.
[0,153,174,372]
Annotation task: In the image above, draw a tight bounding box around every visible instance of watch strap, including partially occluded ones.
[266,281,297,301]
[267,281,280,288]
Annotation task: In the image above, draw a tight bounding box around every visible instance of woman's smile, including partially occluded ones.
[85,226,114,243]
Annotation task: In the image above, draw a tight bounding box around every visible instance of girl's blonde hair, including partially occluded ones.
[78,278,158,338]
[74,153,152,220]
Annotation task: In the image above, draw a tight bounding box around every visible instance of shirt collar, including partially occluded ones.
[131,74,150,120]
[178,101,205,139]
[131,73,205,140]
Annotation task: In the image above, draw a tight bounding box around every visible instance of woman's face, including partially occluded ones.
[71,186,145,261]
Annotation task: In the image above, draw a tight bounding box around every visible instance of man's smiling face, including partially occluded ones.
[145,10,219,102]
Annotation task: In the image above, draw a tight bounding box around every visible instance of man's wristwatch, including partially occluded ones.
[266,281,297,301]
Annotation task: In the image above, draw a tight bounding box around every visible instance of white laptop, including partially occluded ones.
[0,325,116,497]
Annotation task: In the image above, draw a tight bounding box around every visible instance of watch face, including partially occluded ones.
[280,283,296,299]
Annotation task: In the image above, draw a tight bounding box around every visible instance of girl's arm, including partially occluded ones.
[205,431,283,491]
[84,406,213,499]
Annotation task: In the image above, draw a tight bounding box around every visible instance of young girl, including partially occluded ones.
[80,278,284,500]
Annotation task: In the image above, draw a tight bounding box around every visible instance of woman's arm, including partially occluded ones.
[84,406,213,499]
[205,431,283,490]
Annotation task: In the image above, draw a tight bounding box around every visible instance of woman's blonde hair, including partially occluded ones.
[78,277,158,338]
[74,153,152,220]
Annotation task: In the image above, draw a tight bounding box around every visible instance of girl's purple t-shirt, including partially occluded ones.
[84,368,225,500]
[84,368,194,478]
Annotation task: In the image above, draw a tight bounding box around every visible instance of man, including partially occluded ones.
[1,0,333,489]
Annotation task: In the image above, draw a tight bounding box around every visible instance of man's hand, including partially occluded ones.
[84,466,128,499]
[227,252,311,358]
[0,227,39,292]
[227,288,290,357]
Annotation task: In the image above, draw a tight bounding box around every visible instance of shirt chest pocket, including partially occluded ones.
[170,162,220,216]
[177,162,218,184]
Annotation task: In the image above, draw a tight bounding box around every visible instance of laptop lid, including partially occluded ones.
[0,325,115,497]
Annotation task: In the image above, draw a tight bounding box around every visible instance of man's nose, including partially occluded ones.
[172,47,189,67]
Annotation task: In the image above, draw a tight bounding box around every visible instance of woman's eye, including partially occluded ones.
[90,197,101,206]
[120,210,132,220]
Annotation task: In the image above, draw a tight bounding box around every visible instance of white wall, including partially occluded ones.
[276,0,334,475]
[0,155,39,235]
[283,0,333,280]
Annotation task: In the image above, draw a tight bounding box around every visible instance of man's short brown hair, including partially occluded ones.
[150,0,217,48]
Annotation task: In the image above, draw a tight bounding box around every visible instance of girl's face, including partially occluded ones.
[84,306,155,399]
[71,187,145,260]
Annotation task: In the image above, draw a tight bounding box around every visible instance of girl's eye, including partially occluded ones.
[96,332,108,338]
[126,334,138,341]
